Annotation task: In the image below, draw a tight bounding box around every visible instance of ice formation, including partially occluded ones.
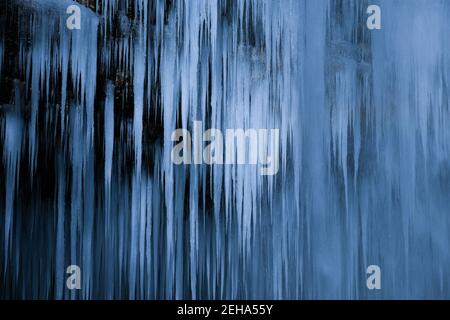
[1,0,450,299]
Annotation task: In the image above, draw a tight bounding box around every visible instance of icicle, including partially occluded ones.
[55,154,66,300]
[104,81,114,226]
[3,97,23,274]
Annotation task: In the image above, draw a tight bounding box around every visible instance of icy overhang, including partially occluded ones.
[16,0,98,21]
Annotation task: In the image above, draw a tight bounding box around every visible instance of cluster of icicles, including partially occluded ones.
[1,0,450,299]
